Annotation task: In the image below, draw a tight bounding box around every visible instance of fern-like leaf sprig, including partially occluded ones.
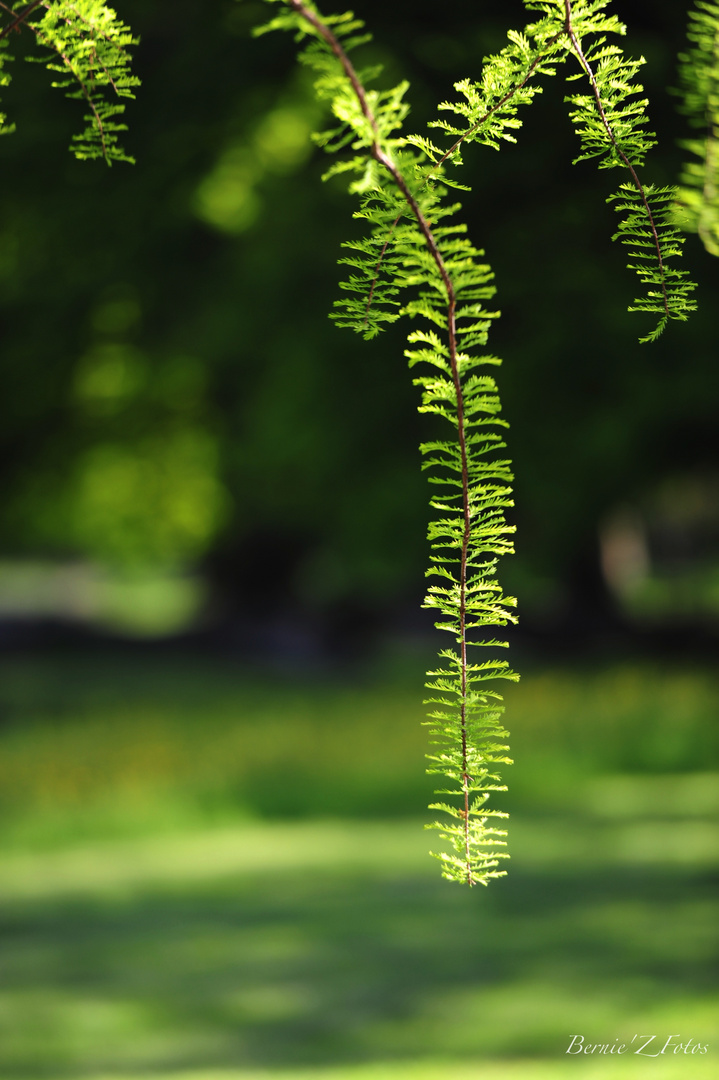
[255,0,519,885]
[0,0,139,164]
[562,0,697,341]
[423,6,570,169]
[422,0,697,342]
[251,0,701,881]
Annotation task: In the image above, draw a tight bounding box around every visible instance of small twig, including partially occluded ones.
[0,0,44,41]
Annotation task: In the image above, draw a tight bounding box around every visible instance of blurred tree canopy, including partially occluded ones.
[0,0,716,636]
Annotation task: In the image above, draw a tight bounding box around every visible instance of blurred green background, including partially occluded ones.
[0,651,717,1079]
[0,1,717,1078]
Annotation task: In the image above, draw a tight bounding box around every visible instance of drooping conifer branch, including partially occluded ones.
[409,0,696,341]
[0,1,139,164]
[561,0,696,341]
[34,19,110,157]
[257,0,517,885]
[361,0,698,349]
[364,19,569,326]
[252,0,699,885]
[675,0,719,256]
[286,0,482,881]
[563,0,668,318]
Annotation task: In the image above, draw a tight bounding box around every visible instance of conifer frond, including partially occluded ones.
[0,0,139,164]
[674,0,719,256]
[251,0,699,883]
[428,13,568,165]
[255,0,518,885]
[416,0,696,340]
[609,182,699,342]
[562,0,697,339]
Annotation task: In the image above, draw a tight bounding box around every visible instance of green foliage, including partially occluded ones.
[416,0,698,344]
[255,0,520,885]
[675,0,719,256]
[0,0,139,164]
[426,7,568,160]
[0,0,711,621]
[561,4,697,342]
[250,0,702,885]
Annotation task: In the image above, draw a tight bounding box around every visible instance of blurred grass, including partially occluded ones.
[0,648,717,1079]
[0,649,716,846]
[0,816,717,1078]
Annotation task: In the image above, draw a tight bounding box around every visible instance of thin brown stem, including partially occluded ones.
[563,0,670,318]
[0,0,44,41]
[287,0,475,882]
[288,1,378,138]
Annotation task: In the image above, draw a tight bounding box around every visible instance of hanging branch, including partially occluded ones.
[0,0,139,164]
[675,0,719,256]
[562,0,697,341]
[363,12,571,329]
[250,0,699,884]
[256,0,518,886]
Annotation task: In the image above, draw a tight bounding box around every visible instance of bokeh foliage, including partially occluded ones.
[0,650,717,1077]
[0,0,716,626]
